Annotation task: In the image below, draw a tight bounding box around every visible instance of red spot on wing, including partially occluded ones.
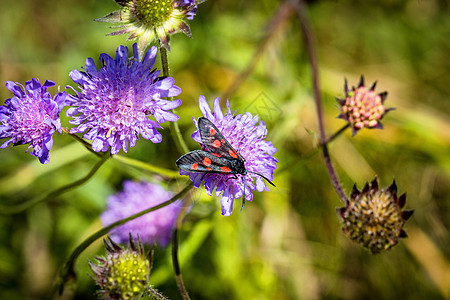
[203,157,212,166]
[228,150,238,158]
[211,153,221,157]
[212,140,221,148]
[206,167,212,171]
[221,139,225,143]
[209,127,217,135]
[220,166,232,173]
[191,163,199,170]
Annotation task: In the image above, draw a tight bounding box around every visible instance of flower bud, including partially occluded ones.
[336,76,393,136]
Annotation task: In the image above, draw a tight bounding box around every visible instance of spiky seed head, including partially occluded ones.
[337,177,414,254]
[336,75,393,136]
[89,235,151,299]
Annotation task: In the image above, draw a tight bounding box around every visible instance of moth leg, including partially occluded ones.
[226,174,238,182]
[240,176,246,211]
[200,172,207,183]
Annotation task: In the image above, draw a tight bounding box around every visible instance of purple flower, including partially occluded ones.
[180,96,278,216]
[101,180,183,247]
[0,78,67,164]
[66,44,181,155]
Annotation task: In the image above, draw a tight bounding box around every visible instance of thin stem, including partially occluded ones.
[56,182,194,295]
[171,192,193,300]
[322,124,350,145]
[222,2,294,100]
[62,127,101,157]
[0,153,110,215]
[292,0,349,205]
[64,127,182,178]
[159,46,190,155]
[146,287,169,300]
[172,229,190,300]
[113,155,184,179]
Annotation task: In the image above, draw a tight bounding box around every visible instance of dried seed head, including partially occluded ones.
[337,177,413,254]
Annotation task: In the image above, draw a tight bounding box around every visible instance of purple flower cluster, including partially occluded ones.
[181,96,278,216]
[101,180,183,247]
[0,79,67,164]
[67,44,181,154]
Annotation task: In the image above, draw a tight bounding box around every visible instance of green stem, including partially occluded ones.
[171,191,193,300]
[146,287,169,300]
[0,153,110,215]
[322,124,350,145]
[62,128,101,157]
[113,155,183,179]
[56,182,194,295]
[172,229,190,300]
[159,46,190,155]
[64,128,182,179]
[222,2,293,100]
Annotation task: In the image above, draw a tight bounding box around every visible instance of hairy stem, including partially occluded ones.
[292,0,349,205]
[159,46,190,155]
[0,153,110,214]
[57,182,194,295]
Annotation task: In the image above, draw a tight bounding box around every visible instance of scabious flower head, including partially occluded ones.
[180,96,278,216]
[337,177,414,254]
[0,78,67,164]
[67,44,181,155]
[336,75,393,136]
[101,180,183,247]
[89,235,151,299]
[96,0,200,55]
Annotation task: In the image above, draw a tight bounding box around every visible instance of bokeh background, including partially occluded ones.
[0,0,449,299]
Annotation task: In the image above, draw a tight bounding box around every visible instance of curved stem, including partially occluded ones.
[171,192,193,300]
[113,155,184,179]
[159,46,190,155]
[62,128,101,157]
[63,128,182,178]
[292,0,349,205]
[0,153,110,215]
[172,229,190,300]
[146,287,169,300]
[222,1,293,100]
[56,182,194,295]
[322,124,350,145]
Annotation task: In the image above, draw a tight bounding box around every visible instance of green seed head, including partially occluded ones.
[90,236,151,299]
[134,0,174,26]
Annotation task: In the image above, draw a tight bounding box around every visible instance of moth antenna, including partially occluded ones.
[248,171,276,187]
[240,176,246,211]
[237,136,246,161]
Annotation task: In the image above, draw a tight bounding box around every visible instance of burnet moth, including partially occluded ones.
[176,117,275,210]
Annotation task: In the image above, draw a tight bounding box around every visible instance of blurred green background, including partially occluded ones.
[0,0,449,299]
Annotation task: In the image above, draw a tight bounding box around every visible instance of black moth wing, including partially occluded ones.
[176,150,242,174]
[197,117,242,161]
